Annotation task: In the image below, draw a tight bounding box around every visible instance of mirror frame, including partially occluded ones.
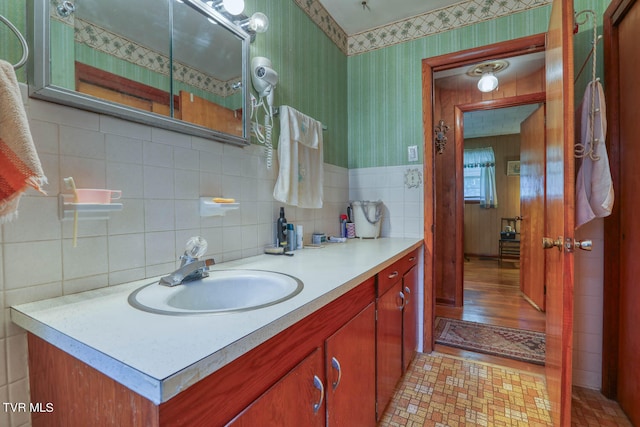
[27,0,251,147]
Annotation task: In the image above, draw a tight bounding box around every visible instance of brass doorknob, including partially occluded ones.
[542,236,563,250]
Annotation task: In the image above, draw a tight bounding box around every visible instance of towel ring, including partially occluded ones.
[0,15,29,70]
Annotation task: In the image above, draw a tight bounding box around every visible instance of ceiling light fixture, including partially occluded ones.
[467,60,509,93]
[477,71,498,92]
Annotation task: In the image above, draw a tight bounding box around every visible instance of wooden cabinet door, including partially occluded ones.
[325,303,376,427]
[402,265,418,372]
[227,348,325,427]
[376,280,404,420]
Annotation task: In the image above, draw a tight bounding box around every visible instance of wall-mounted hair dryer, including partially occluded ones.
[251,56,278,98]
[250,57,278,169]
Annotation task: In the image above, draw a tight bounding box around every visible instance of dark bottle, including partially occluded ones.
[276,207,288,247]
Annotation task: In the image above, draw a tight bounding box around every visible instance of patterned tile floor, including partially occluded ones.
[380,352,632,426]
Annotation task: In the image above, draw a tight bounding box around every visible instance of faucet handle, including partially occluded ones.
[185,236,208,259]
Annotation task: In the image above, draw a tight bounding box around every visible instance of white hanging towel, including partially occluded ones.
[575,80,614,229]
[273,106,323,208]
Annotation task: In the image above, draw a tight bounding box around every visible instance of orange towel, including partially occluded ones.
[0,60,46,223]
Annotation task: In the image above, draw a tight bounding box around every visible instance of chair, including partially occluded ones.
[499,217,520,266]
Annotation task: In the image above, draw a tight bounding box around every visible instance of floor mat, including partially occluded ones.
[435,317,545,365]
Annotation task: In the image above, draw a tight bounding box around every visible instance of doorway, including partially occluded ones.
[429,48,547,332]
[435,101,547,351]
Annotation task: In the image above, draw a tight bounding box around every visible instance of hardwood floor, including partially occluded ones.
[435,256,546,374]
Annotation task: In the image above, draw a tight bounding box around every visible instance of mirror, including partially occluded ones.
[28,0,250,146]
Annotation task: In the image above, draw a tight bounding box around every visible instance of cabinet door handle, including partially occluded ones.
[408,256,416,262]
[331,357,342,390]
[388,271,399,279]
[397,291,405,310]
[312,375,324,413]
[404,286,411,304]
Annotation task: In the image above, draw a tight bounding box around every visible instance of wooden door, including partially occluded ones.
[325,303,376,426]
[603,0,640,424]
[544,0,575,425]
[227,348,325,426]
[402,265,419,372]
[520,105,546,311]
[376,280,403,420]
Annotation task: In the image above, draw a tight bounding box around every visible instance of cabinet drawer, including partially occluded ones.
[377,249,419,296]
[400,248,419,272]
[378,262,403,296]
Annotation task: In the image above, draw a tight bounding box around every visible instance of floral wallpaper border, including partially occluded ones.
[292,0,349,54]
[74,19,239,98]
[50,4,239,99]
[293,0,551,56]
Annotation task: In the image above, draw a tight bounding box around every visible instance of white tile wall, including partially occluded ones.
[349,166,424,238]
[0,85,349,426]
[573,218,605,389]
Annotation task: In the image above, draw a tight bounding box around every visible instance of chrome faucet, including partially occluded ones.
[159,237,215,287]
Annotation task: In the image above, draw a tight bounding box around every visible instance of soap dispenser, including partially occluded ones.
[276,207,288,247]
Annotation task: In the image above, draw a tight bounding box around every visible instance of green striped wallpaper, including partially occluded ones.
[247,0,348,168]
[347,6,553,169]
[573,0,610,102]
[1,0,611,169]
[0,1,27,82]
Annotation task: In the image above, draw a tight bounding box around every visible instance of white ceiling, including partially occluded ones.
[318,0,464,35]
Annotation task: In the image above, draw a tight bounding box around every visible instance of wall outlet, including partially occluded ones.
[408,145,419,162]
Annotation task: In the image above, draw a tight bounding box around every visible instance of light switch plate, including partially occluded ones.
[408,145,418,162]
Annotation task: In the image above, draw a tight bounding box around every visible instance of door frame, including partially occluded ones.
[421,34,546,351]
[602,0,637,399]
[455,94,546,306]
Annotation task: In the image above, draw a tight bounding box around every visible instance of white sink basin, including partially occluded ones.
[128,270,303,315]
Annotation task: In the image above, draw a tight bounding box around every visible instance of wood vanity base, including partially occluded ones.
[27,277,376,427]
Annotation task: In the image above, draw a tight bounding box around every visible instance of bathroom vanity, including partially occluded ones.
[11,238,422,426]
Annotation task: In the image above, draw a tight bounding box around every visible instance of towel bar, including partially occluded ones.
[272,106,328,130]
[0,15,29,70]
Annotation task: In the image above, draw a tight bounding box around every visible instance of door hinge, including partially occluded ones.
[375,309,378,321]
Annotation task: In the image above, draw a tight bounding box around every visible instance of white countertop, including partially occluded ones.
[11,238,422,405]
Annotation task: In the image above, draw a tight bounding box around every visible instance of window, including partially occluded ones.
[463,147,498,208]
[463,165,482,201]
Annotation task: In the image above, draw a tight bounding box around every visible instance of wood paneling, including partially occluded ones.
[75,62,178,116]
[463,134,522,257]
[433,62,545,306]
[603,0,640,424]
[179,91,242,136]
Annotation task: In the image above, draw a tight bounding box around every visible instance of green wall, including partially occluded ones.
[1,0,611,170]
[2,0,348,167]
[0,0,27,82]
[247,0,349,168]
[347,7,553,169]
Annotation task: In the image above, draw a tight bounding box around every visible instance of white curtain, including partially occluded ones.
[464,147,498,208]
